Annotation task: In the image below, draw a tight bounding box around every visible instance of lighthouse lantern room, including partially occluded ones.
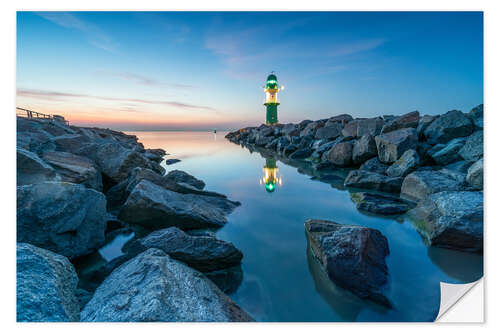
[263,72,283,125]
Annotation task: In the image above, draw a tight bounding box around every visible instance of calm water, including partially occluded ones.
[109,131,482,322]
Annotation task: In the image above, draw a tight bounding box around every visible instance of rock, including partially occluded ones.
[17,148,58,186]
[51,134,91,153]
[467,104,483,129]
[81,248,254,322]
[17,243,80,322]
[282,144,298,156]
[265,138,279,149]
[386,149,420,178]
[289,148,313,159]
[276,136,290,151]
[299,119,313,130]
[423,110,473,144]
[17,182,107,259]
[431,137,467,165]
[298,135,314,149]
[255,135,274,146]
[352,134,377,165]
[314,122,342,140]
[305,219,391,307]
[165,158,181,165]
[204,265,243,294]
[300,121,324,137]
[381,111,419,134]
[417,115,438,139]
[42,151,103,191]
[164,169,205,190]
[144,148,166,163]
[360,157,388,174]
[341,120,358,138]
[350,192,411,215]
[282,123,300,138]
[442,160,474,174]
[326,114,353,126]
[356,117,384,137]
[126,227,242,272]
[344,170,403,193]
[458,131,483,161]
[400,170,468,201]
[375,128,418,163]
[466,158,483,190]
[118,179,239,230]
[407,191,483,252]
[76,289,93,311]
[326,141,353,166]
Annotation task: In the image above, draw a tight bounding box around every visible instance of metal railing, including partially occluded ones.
[16,107,69,125]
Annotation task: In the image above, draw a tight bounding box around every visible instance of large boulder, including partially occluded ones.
[164,169,205,190]
[352,134,377,165]
[344,170,403,193]
[126,227,242,272]
[375,128,418,163]
[325,141,353,166]
[289,148,313,159]
[407,191,483,252]
[300,121,324,137]
[386,149,420,178]
[360,157,388,174]
[81,248,254,322]
[400,170,468,201]
[17,243,80,322]
[51,134,91,153]
[466,158,483,190]
[467,104,483,129]
[17,182,107,259]
[381,111,419,134]
[458,131,483,162]
[350,192,412,215]
[326,114,353,126]
[118,180,239,230]
[357,117,384,137]
[423,110,473,144]
[430,137,467,165]
[416,115,438,140]
[314,122,342,140]
[42,151,102,191]
[341,120,358,138]
[305,219,391,307]
[282,123,300,138]
[17,148,58,186]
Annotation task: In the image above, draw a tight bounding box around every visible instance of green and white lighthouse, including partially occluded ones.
[263,72,283,125]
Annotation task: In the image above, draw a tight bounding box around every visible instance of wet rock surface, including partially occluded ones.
[350,192,412,215]
[344,170,403,193]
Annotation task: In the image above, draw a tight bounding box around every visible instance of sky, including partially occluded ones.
[16,11,483,131]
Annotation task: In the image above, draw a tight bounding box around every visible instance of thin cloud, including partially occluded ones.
[17,88,215,111]
[35,12,118,52]
[96,70,194,89]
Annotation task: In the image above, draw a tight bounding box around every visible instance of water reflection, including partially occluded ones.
[259,158,282,193]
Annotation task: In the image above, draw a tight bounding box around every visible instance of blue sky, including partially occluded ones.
[16,11,483,131]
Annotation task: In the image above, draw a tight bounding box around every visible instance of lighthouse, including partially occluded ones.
[263,72,283,125]
[259,157,282,193]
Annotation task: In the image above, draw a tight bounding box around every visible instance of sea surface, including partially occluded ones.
[95,131,483,322]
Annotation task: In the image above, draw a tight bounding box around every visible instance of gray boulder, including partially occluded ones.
[283,144,298,156]
[165,158,181,165]
[416,115,438,139]
[17,243,80,322]
[442,160,474,174]
[305,219,391,307]
[290,148,313,159]
[400,170,468,201]
[407,191,483,252]
[431,137,467,165]
[325,141,353,166]
[300,121,324,137]
[386,149,420,178]
[458,131,483,162]
[314,122,342,140]
[344,170,403,193]
[350,192,412,215]
[126,227,242,272]
[164,169,205,190]
[42,151,102,191]
[326,114,353,126]
[282,123,300,138]
[118,180,239,230]
[360,157,388,174]
[51,134,91,153]
[467,104,483,129]
[423,110,473,144]
[17,182,107,259]
[81,248,253,322]
[466,158,483,190]
[375,128,418,163]
[17,148,58,186]
[341,120,358,138]
[381,111,419,134]
[352,134,377,165]
[357,117,384,137]
[255,135,274,146]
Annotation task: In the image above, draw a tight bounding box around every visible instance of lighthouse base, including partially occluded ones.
[265,104,278,125]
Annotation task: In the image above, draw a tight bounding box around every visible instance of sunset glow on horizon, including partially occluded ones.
[17,12,483,131]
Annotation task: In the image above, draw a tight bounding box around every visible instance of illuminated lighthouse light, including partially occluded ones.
[263,72,283,125]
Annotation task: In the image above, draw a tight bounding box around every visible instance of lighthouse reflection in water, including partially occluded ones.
[259,158,283,192]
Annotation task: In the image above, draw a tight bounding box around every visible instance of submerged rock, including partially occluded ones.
[126,227,243,272]
[304,219,391,307]
[407,191,483,252]
[344,170,403,193]
[400,170,468,201]
[17,243,80,322]
[17,148,58,186]
[350,192,412,215]
[17,182,107,259]
[118,180,239,230]
[81,248,254,322]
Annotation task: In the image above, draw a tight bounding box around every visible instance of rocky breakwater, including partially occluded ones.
[226,104,483,254]
[16,116,250,322]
